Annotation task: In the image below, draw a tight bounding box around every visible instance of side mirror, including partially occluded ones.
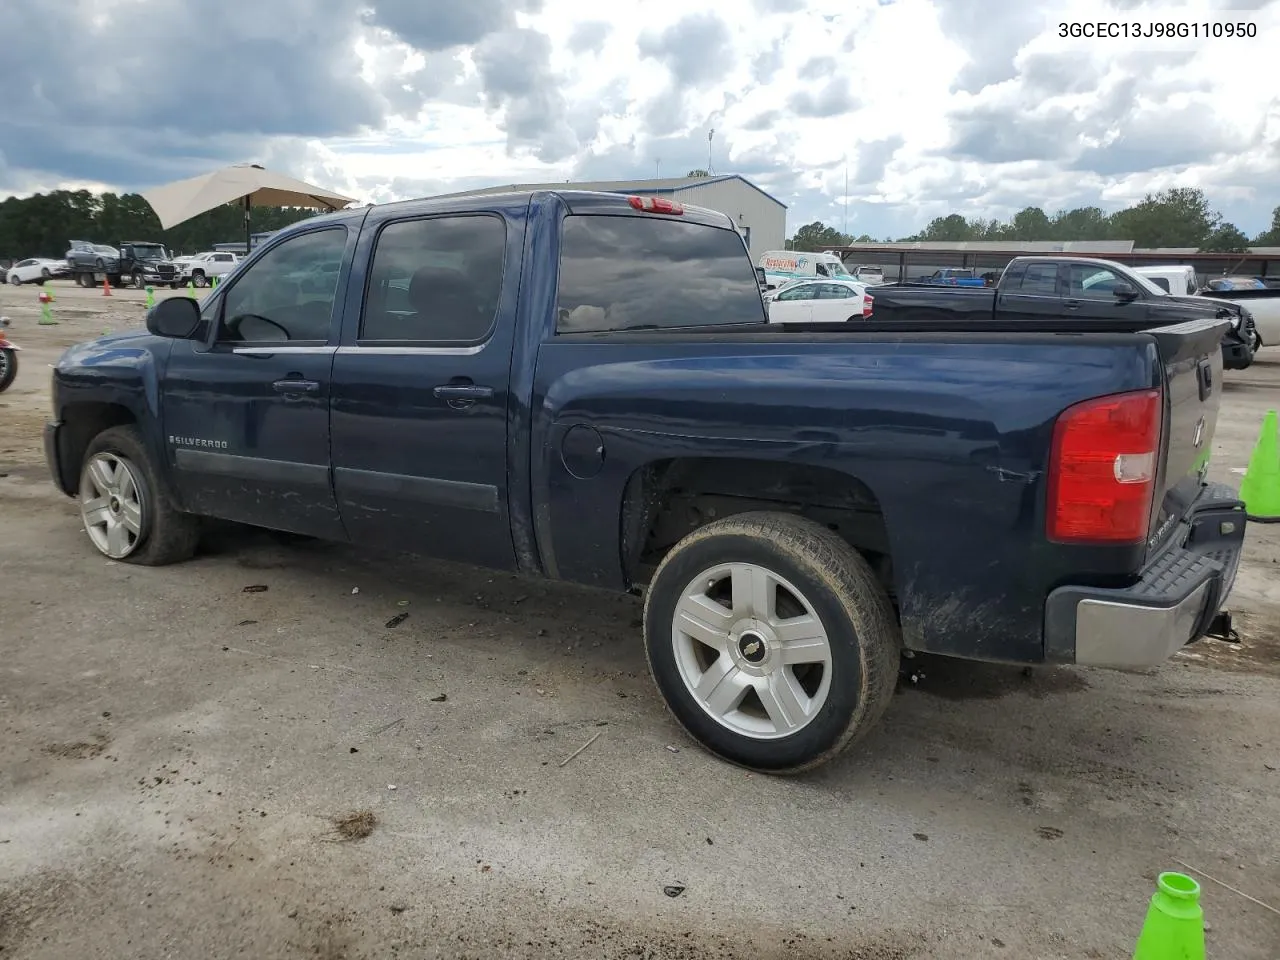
[146,296,202,339]
[1114,282,1139,301]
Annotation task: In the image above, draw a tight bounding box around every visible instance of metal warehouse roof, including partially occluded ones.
[836,240,1137,254]
[429,174,788,209]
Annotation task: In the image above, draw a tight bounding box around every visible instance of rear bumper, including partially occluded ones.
[1044,482,1246,669]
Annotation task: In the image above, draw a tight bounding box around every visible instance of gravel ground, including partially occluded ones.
[2,280,1279,959]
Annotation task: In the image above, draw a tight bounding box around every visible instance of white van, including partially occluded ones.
[758,250,852,290]
[1132,265,1197,296]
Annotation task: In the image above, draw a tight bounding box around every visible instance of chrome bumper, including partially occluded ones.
[1044,483,1246,670]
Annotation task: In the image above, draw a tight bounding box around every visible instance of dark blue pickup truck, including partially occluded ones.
[44,190,1247,773]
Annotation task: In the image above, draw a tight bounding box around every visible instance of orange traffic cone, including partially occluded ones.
[102,274,112,297]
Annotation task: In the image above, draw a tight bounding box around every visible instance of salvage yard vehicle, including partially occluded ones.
[6,257,67,284]
[0,316,20,392]
[1196,275,1280,350]
[757,249,853,290]
[66,239,181,288]
[173,250,240,287]
[871,256,1256,370]
[766,277,873,323]
[915,267,986,286]
[1132,267,1278,350]
[44,190,1247,773]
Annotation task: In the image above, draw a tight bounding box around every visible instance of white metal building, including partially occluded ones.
[431,175,787,264]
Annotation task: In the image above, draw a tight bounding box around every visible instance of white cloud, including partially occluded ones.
[2,0,1279,238]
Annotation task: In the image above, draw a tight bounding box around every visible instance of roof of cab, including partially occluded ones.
[364,188,738,232]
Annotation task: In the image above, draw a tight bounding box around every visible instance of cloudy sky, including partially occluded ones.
[2,0,1278,239]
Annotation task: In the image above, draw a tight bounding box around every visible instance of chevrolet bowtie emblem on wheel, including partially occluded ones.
[742,640,761,656]
[1192,416,1205,448]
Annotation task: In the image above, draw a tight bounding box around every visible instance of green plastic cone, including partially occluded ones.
[1239,409,1280,520]
[1133,872,1205,960]
[145,285,155,308]
[187,280,195,298]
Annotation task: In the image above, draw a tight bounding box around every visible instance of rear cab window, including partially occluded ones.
[555,215,767,333]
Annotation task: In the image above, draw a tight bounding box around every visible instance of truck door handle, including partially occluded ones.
[433,383,494,401]
[1063,299,1080,310]
[272,377,320,395]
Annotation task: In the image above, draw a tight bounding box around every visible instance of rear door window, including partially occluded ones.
[360,215,506,344]
[1017,262,1060,295]
[556,215,766,333]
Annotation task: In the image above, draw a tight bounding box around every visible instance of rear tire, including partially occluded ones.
[78,425,200,565]
[643,511,900,774]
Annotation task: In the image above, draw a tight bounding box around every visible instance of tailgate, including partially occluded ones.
[1143,317,1231,560]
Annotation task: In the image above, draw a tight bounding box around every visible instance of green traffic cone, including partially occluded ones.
[186,280,195,298]
[145,285,155,308]
[210,275,218,290]
[1133,872,1204,960]
[39,300,58,325]
[1239,409,1280,520]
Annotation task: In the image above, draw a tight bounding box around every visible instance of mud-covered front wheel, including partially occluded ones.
[77,426,200,565]
[644,512,900,774]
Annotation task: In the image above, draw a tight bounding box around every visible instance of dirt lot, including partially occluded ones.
[2,280,1279,959]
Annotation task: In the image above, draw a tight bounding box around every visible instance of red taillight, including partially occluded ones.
[1046,389,1161,544]
[862,294,873,318]
[628,195,684,215]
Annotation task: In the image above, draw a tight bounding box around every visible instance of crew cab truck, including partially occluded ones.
[44,191,1246,774]
[872,256,1256,370]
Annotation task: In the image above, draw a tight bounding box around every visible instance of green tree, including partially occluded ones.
[685,169,711,178]
[789,221,851,251]
[1048,206,1111,241]
[1007,207,1052,240]
[918,214,972,242]
[1108,187,1220,248]
[0,189,322,261]
[1254,205,1280,246]
[1201,222,1250,253]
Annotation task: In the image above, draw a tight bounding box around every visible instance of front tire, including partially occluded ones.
[8,273,20,285]
[78,426,200,565]
[192,270,208,288]
[0,349,17,392]
[133,271,147,289]
[644,512,900,774]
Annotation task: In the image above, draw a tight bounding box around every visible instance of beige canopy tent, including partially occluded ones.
[141,163,355,254]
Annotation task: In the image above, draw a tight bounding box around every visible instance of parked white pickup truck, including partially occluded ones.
[173,251,240,287]
[1134,266,1280,350]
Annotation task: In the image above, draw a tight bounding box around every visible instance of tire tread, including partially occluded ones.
[644,510,900,774]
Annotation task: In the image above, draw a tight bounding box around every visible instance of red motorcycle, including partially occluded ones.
[0,317,19,393]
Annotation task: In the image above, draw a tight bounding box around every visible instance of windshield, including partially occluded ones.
[130,244,168,259]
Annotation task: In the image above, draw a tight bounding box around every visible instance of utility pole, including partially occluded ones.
[655,157,660,179]
[707,129,715,175]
